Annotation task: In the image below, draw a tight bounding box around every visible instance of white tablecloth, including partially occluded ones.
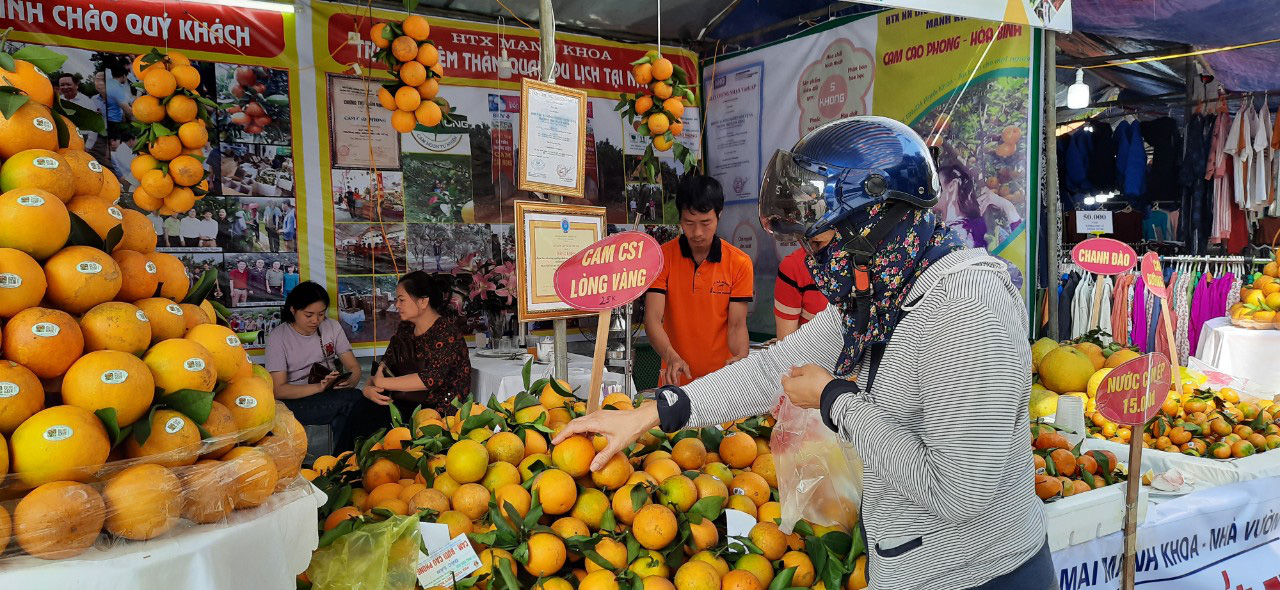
[469,350,632,405]
[0,481,323,589]
[1194,317,1280,395]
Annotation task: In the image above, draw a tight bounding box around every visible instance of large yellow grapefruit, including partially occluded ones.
[0,102,58,159]
[125,408,202,467]
[10,405,110,486]
[1038,346,1096,394]
[185,323,250,382]
[213,376,276,442]
[0,149,74,202]
[61,350,155,427]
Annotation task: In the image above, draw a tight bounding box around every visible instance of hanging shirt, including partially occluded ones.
[1093,276,1113,333]
[1115,120,1148,201]
[1071,273,1095,339]
[1253,105,1271,212]
[1174,270,1193,366]
[1132,277,1148,352]
[1143,209,1172,241]
[1209,113,1233,244]
[1110,274,1131,345]
[1224,106,1251,208]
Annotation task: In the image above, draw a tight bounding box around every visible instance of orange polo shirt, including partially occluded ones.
[649,235,754,385]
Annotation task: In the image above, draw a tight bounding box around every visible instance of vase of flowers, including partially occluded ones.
[451,252,516,342]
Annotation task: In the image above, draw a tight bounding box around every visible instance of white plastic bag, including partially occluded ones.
[769,395,864,533]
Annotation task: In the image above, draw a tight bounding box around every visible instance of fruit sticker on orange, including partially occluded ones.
[1096,353,1173,426]
[0,382,18,397]
[32,157,59,169]
[16,194,44,206]
[184,358,206,372]
[0,273,21,288]
[101,370,128,384]
[43,425,73,441]
[31,322,60,337]
[32,117,53,132]
[236,395,258,409]
[136,310,150,322]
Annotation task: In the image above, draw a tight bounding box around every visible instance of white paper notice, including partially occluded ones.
[416,533,482,588]
[523,87,582,190]
[724,508,758,551]
[707,64,764,203]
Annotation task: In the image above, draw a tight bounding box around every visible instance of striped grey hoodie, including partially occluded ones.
[681,248,1046,589]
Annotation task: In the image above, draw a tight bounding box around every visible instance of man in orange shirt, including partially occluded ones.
[645,175,753,386]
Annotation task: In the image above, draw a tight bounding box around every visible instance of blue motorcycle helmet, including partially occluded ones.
[759,116,940,255]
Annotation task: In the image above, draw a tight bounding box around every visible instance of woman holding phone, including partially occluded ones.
[265,281,363,453]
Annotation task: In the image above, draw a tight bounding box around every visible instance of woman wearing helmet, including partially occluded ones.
[556,116,1053,589]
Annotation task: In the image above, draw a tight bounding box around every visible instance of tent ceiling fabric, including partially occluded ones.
[419,0,738,41]
[1071,0,1280,91]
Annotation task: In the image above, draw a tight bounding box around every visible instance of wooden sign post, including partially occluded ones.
[1095,353,1173,589]
[1071,238,1138,330]
[552,231,663,413]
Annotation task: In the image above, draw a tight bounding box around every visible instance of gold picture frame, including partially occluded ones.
[518,78,588,198]
[513,201,608,321]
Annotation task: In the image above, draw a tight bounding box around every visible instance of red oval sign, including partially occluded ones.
[553,232,663,311]
[1071,238,1137,275]
[1096,353,1173,426]
[1141,251,1168,299]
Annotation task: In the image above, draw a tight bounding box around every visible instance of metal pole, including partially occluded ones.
[1044,30,1061,341]
[623,302,633,397]
[538,0,569,379]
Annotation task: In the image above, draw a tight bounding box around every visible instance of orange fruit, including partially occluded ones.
[377,86,396,111]
[590,452,634,490]
[632,503,677,549]
[719,431,758,468]
[748,521,788,560]
[551,434,596,478]
[451,482,491,519]
[633,63,653,85]
[485,431,525,464]
[222,446,279,508]
[131,95,165,123]
[415,100,442,127]
[59,114,85,151]
[118,208,158,253]
[0,247,46,317]
[185,323,249,382]
[132,54,163,78]
[653,136,673,152]
[149,251,190,300]
[178,121,209,149]
[102,463,181,540]
[445,439,489,483]
[14,481,105,559]
[532,468,578,515]
[693,473,728,499]
[43,244,121,313]
[58,149,104,197]
[1,149,74,201]
[148,135,182,161]
[181,460,236,523]
[672,437,707,470]
[164,187,196,213]
[391,36,419,62]
[199,401,237,459]
[587,537,627,572]
[416,43,440,67]
[395,85,422,112]
[657,474,698,512]
[324,506,361,531]
[169,155,204,187]
[403,15,431,41]
[125,408,201,467]
[369,23,390,48]
[111,249,161,303]
[570,487,609,530]
[365,481,406,509]
[0,60,54,107]
[673,561,719,590]
[652,81,672,100]
[0,189,70,260]
[143,68,178,98]
[522,429,549,456]
[662,97,685,119]
[0,360,42,434]
[400,61,427,86]
[1,307,83,378]
[171,64,200,91]
[391,109,416,133]
[722,570,762,590]
[364,458,401,491]
[733,553,773,587]
[130,154,160,181]
[409,487,450,513]
[67,194,125,241]
[751,453,777,487]
[648,112,670,135]
[634,95,654,116]
[144,336,217,394]
[495,483,532,521]
[729,471,770,507]
[134,298,186,344]
[62,350,155,426]
[688,515,719,552]
[650,58,673,81]
[213,376,276,442]
[10,405,110,486]
[525,532,567,576]
[0,102,58,158]
[669,122,684,136]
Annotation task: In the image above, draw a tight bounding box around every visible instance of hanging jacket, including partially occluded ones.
[1086,120,1117,192]
[1066,131,1093,196]
[1141,117,1182,205]
[1115,120,1148,202]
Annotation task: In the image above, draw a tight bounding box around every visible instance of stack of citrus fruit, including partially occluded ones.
[126,50,212,215]
[1229,252,1280,329]
[0,48,305,562]
[1030,423,1125,503]
[622,52,694,155]
[1085,383,1280,459]
[302,382,870,590]
[368,15,448,133]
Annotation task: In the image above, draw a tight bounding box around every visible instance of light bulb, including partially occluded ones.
[1067,68,1090,110]
[497,49,513,79]
[1083,196,1096,206]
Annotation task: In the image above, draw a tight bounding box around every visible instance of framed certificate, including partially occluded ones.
[518,78,588,198]
[514,201,607,321]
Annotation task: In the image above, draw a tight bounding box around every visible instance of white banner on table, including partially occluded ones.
[1052,478,1280,590]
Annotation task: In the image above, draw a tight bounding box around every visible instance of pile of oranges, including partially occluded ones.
[127,50,212,215]
[1229,252,1280,329]
[1030,425,1125,502]
[620,52,694,154]
[368,15,447,134]
[303,383,869,590]
[0,45,306,563]
[1087,385,1280,459]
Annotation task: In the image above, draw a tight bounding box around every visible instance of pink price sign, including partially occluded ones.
[553,232,663,311]
[1071,238,1138,275]
[1096,353,1173,426]
[1141,251,1168,299]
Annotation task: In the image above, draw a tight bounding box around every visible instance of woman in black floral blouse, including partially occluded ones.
[345,271,471,447]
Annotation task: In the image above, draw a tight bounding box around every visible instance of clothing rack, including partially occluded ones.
[1059,89,1280,126]
[1160,255,1271,265]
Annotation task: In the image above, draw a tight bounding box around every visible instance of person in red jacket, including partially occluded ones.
[773,231,835,339]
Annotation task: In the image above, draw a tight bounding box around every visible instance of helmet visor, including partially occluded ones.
[759,149,835,255]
